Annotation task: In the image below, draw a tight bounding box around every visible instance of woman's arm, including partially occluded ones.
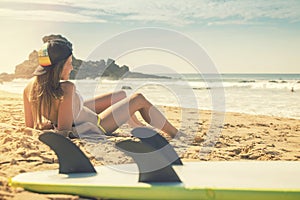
[23,88,34,128]
[57,81,75,131]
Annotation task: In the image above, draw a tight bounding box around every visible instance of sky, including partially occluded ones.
[0,0,300,74]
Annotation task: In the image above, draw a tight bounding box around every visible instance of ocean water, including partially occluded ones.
[1,73,300,119]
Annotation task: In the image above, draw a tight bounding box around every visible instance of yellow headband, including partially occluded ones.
[38,43,52,67]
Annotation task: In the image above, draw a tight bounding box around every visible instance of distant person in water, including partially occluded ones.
[23,38,179,138]
[291,87,295,92]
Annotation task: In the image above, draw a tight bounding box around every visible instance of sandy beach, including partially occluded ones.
[1,90,300,200]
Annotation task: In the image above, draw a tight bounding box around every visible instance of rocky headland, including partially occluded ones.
[0,35,169,82]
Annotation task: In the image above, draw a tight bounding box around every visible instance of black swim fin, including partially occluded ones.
[116,139,182,183]
[131,127,183,165]
[39,131,96,174]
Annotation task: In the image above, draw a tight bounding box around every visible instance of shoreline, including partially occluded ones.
[1,87,300,121]
[0,90,300,199]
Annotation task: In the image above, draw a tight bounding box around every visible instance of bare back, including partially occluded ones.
[23,78,61,127]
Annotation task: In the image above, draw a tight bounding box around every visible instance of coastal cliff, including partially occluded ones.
[11,53,166,80]
[0,34,168,82]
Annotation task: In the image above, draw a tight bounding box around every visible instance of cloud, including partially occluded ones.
[0,0,299,26]
[0,8,106,23]
[0,0,108,23]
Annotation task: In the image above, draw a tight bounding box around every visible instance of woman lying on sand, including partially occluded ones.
[23,38,179,138]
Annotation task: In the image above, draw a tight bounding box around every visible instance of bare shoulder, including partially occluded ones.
[60,81,75,94]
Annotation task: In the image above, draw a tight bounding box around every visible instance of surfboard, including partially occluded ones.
[10,128,300,200]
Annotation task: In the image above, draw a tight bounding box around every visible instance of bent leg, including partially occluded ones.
[126,113,145,128]
[85,90,145,128]
[84,90,126,113]
[98,93,178,137]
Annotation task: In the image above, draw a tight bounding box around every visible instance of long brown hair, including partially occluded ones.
[30,59,67,129]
